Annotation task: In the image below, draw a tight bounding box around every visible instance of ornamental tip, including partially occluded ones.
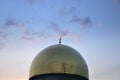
[59,37,62,44]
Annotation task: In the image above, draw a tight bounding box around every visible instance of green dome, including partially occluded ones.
[29,44,89,79]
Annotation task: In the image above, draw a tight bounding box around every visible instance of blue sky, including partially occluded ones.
[0,0,120,80]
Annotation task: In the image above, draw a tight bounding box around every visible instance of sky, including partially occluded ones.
[0,0,120,80]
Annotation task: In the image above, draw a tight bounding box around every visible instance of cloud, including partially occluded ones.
[2,20,57,42]
[22,32,61,43]
[0,29,8,49]
[2,19,27,32]
[50,22,68,38]
[69,15,81,23]
[57,7,77,16]
[49,22,80,43]
[0,16,81,48]
[2,19,17,29]
[0,18,44,49]
[0,19,27,49]
[2,19,25,31]
[81,16,92,28]
[0,30,8,39]
[68,7,77,14]
[57,8,67,16]
[22,36,34,40]
[4,19,16,26]
[70,16,92,28]
[19,19,80,43]
[21,28,48,42]
[26,0,44,5]
[22,35,42,42]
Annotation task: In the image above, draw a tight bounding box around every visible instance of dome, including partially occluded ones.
[29,44,89,79]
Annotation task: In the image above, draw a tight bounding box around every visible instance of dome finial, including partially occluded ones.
[59,37,62,44]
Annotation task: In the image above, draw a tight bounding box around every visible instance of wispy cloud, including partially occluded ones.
[2,19,19,30]
[70,16,92,28]
[0,30,8,39]
[21,22,80,43]
[2,19,26,31]
[22,30,46,42]
[81,16,92,28]
[3,20,56,42]
[4,19,16,26]
[26,0,44,5]
[0,29,8,49]
[0,19,27,49]
[70,15,81,23]
[50,22,68,38]
[22,35,45,42]
[57,7,77,16]
[49,22,80,42]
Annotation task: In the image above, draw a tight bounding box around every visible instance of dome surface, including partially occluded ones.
[29,44,89,79]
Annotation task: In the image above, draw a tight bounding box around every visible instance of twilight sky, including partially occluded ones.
[0,0,120,80]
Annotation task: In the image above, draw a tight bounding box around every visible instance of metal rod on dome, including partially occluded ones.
[59,37,62,44]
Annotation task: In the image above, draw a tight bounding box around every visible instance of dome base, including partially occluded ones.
[29,73,88,80]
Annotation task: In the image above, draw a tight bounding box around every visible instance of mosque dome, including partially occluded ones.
[29,44,89,80]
